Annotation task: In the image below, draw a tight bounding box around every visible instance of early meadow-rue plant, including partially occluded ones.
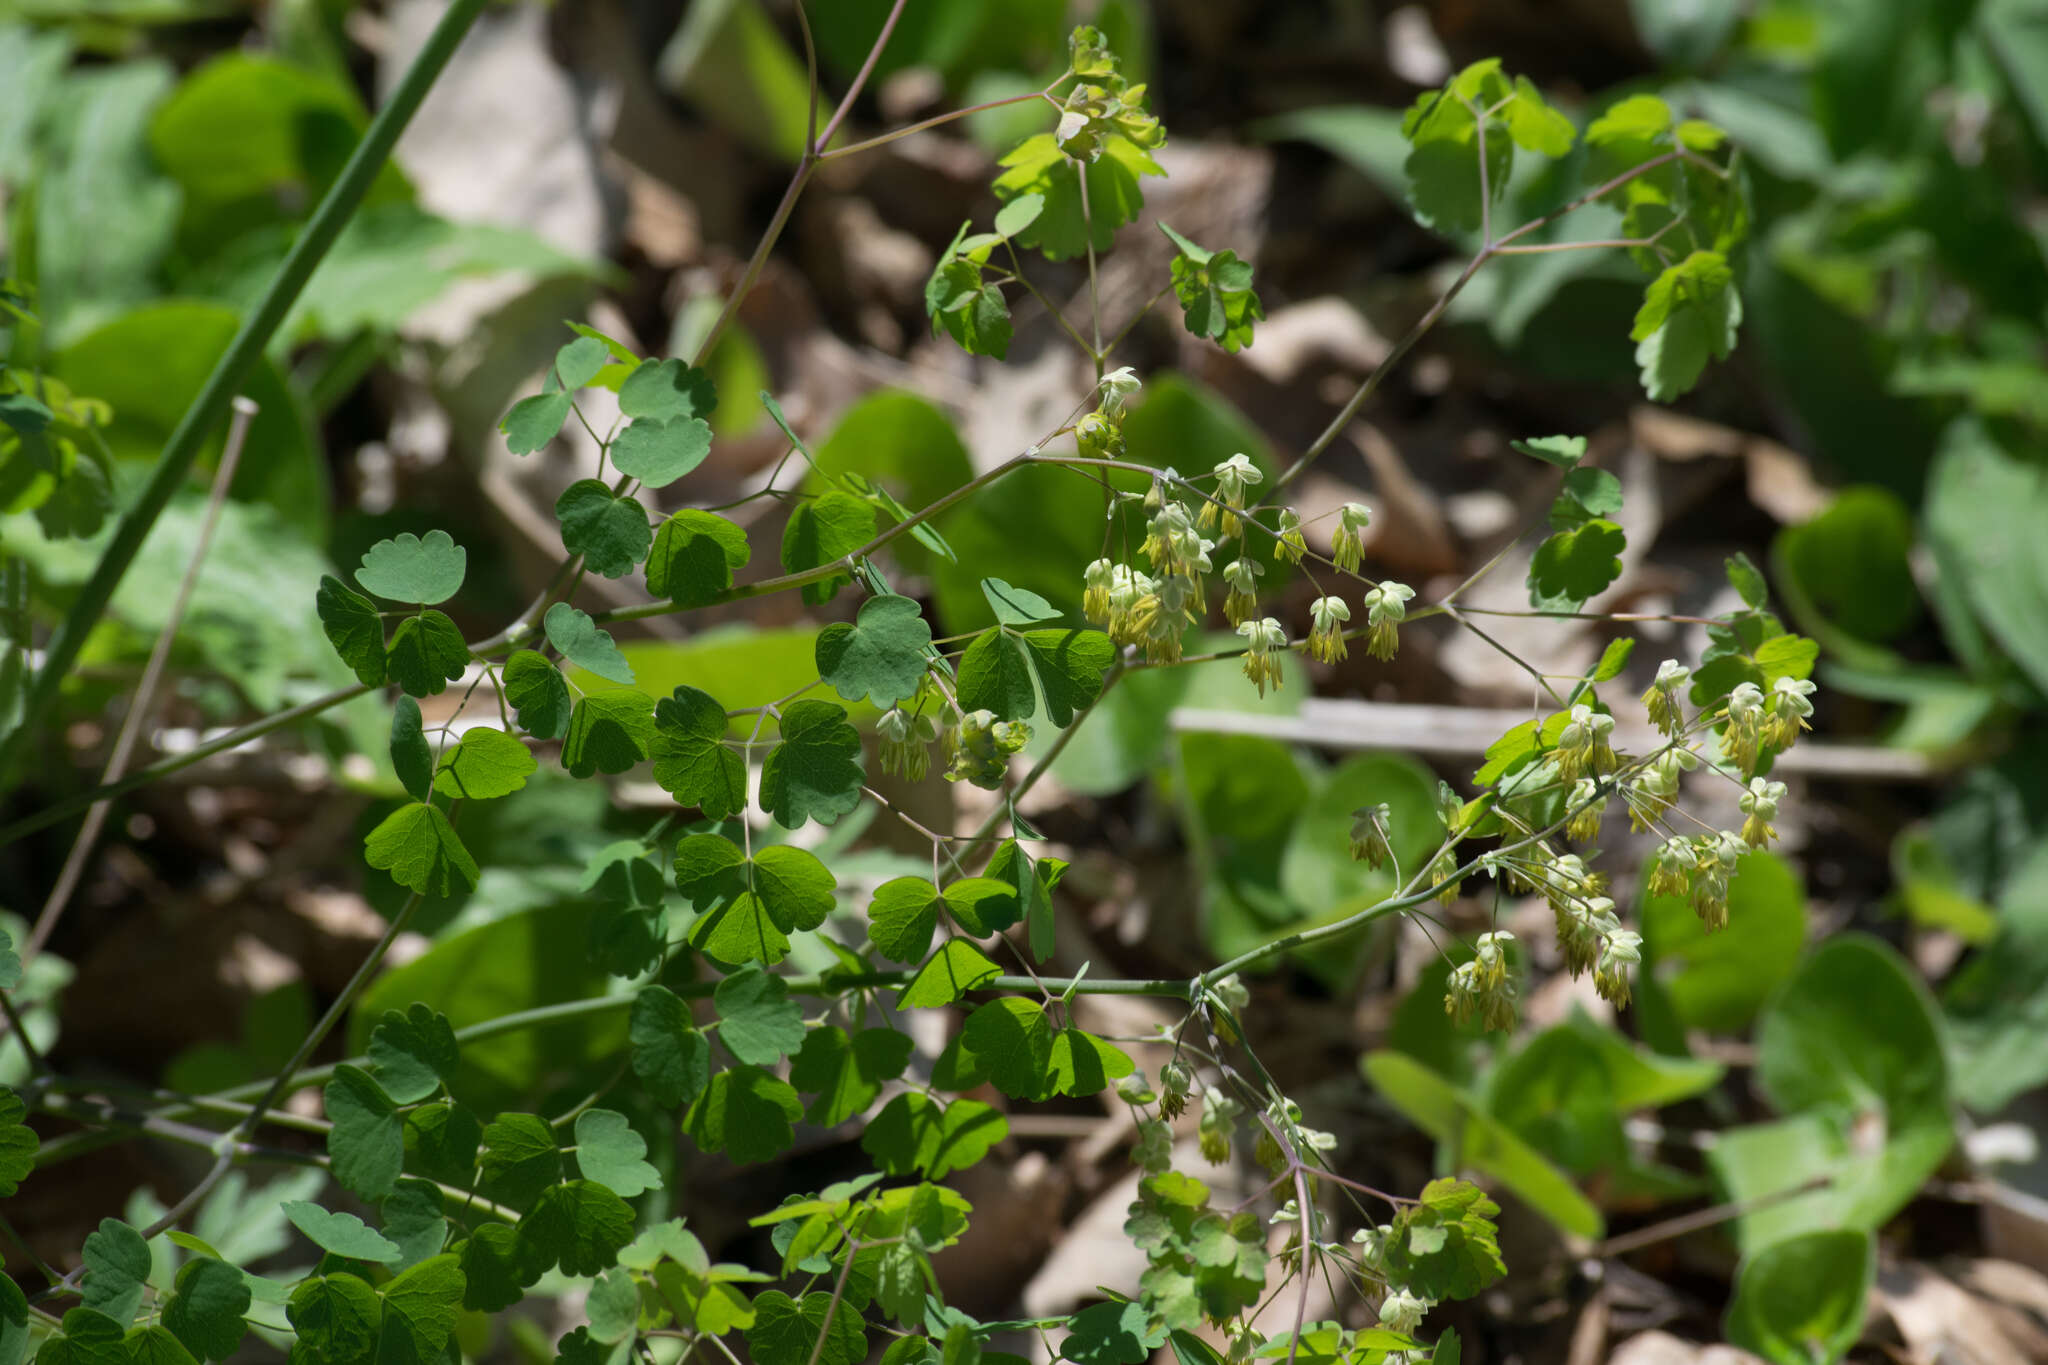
[1205,453,1261,536]
[1740,777,1787,848]
[1644,658,1691,736]
[1308,594,1351,663]
[1275,507,1308,564]
[1222,557,1264,626]
[1362,580,1414,660]
[1238,616,1288,696]
[1333,501,1372,573]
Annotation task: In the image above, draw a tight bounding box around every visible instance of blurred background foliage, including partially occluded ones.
[5,0,2048,1361]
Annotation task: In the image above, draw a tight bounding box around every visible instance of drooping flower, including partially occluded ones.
[1275,507,1307,564]
[1643,659,1691,738]
[1221,556,1263,626]
[1237,616,1287,696]
[1739,777,1787,848]
[1333,502,1372,573]
[876,706,938,782]
[1556,703,1617,780]
[1348,803,1393,869]
[1203,453,1262,537]
[1566,777,1605,844]
[1723,681,1767,777]
[1308,594,1350,664]
[1766,675,1818,751]
[1594,928,1642,1009]
[1363,581,1415,661]
[1647,835,1697,901]
[1083,557,1116,625]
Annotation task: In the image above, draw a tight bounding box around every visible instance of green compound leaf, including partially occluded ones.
[867,877,943,962]
[379,1181,447,1270]
[647,509,751,606]
[80,1218,152,1325]
[0,1280,28,1365]
[815,595,932,708]
[586,1267,640,1344]
[619,357,717,423]
[556,479,653,579]
[1383,1177,1507,1301]
[782,491,876,606]
[389,696,433,803]
[748,1290,867,1365]
[386,610,469,698]
[553,335,610,390]
[861,1094,1007,1179]
[790,1027,914,1127]
[1509,435,1586,469]
[1726,551,1770,611]
[162,1257,249,1361]
[1018,628,1114,727]
[377,1253,464,1365]
[432,727,536,801]
[543,603,635,685]
[39,1307,125,1365]
[714,966,807,1066]
[650,685,745,820]
[135,1324,207,1365]
[986,839,1062,964]
[367,1003,460,1104]
[363,802,479,897]
[1159,224,1263,354]
[405,1101,483,1189]
[993,132,1163,260]
[941,876,1021,937]
[994,192,1043,239]
[611,415,713,489]
[0,1088,24,1195]
[1590,637,1636,684]
[1631,250,1742,402]
[316,575,385,686]
[759,700,865,829]
[501,392,572,455]
[478,1114,561,1211]
[958,998,1058,1100]
[631,985,711,1109]
[957,630,1035,722]
[981,577,1059,626]
[562,691,655,778]
[503,650,574,740]
[281,1202,402,1264]
[458,1223,533,1313]
[687,842,838,967]
[573,1109,663,1198]
[1064,1300,1163,1365]
[1527,519,1626,613]
[287,1274,381,1363]
[325,1064,404,1201]
[685,1065,803,1164]
[928,266,1013,360]
[1046,1028,1135,1097]
[896,940,1003,1010]
[355,530,466,606]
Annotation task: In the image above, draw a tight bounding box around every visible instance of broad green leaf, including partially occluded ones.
[355,530,466,606]
[363,803,479,897]
[956,630,1035,722]
[611,416,713,489]
[37,1308,126,1365]
[316,576,385,686]
[790,1027,914,1127]
[586,1268,640,1344]
[501,392,571,454]
[651,685,745,820]
[1556,468,1622,523]
[619,358,717,422]
[162,1257,249,1361]
[1509,435,1586,468]
[1018,628,1114,727]
[1381,1177,1508,1302]
[714,966,806,1066]
[1527,520,1626,612]
[1631,251,1742,402]
[503,650,574,740]
[544,604,635,685]
[80,1218,151,1325]
[0,930,16,993]
[957,998,1057,1100]
[994,193,1043,238]
[1725,1230,1873,1365]
[554,336,611,390]
[685,1066,803,1164]
[562,691,655,778]
[1398,66,1513,236]
[456,1224,532,1314]
[1589,638,1635,684]
[1773,487,1920,648]
[367,1004,460,1104]
[1924,419,2048,695]
[286,1274,380,1363]
[781,492,876,605]
[573,1109,663,1198]
[747,1290,867,1365]
[377,1253,464,1365]
[815,595,932,707]
[432,727,536,801]
[896,939,1003,1009]
[941,876,1021,937]
[992,133,1163,260]
[385,610,469,697]
[1484,1027,1626,1176]
[403,1098,482,1188]
[325,1065,403,1201]
[631,986,711,1108]
[478,1113,561,1210]
[759,700,864,829]
[981,577,1060,626]
[0,1087,31,1196]
[389,696,434,803]
[1046,1028,1134,1097]
[647,509,750,606]
[1064,1301,1160,1365]
[810,389,973,574]
[380,1180,447,1271]
[1362,1051,1603,1239]
[1641,850,1806,1034]
[861,1094,1007,1179]
[556,479,653,578]
[280,1202,401,1264]
[0,1274,27,1365]
[868,878,942,962]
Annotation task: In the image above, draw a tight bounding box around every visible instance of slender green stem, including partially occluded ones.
[817,90,1053,164]
[0,0,491,795]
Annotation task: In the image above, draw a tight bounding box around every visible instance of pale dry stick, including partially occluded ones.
[26,397,260,965]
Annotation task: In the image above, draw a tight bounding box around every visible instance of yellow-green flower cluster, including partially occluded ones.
[1642,659,1690,738]
[1308,595,1350,663]
[1237,616,1287,697]
[1446,930,1517,1031]
[1739,777,1787,848]
[1275,508,1307,564]
[1362,581,1414,661]
[877,706,941,782]
[1625,745,1698,831]
[1332,502,1371,573]
[1203,453,1261,538]
[945,709,1031,789]
[1221,557,1262,627]
[1555,703,1619,780]
[1348,802,1393,869]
